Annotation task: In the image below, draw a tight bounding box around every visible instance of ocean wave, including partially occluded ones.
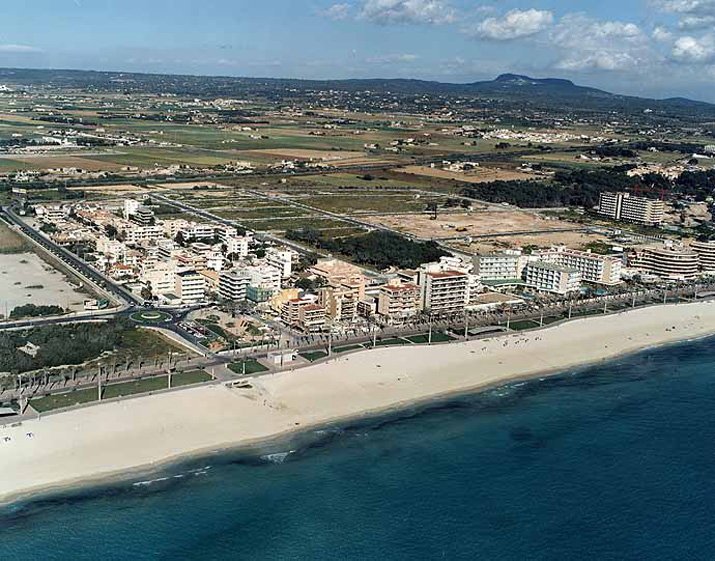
[261,451,295,464]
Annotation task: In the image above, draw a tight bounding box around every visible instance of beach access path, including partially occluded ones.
[2,300,715,503]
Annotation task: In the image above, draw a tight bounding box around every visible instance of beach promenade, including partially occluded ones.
[2,299,715,503]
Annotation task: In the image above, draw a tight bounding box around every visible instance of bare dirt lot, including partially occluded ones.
[364,210,580,240]
[69,184,149,194]
[453,231,611,254]
[394,165,542,184]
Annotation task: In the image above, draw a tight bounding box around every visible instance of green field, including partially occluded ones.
[300,350,329,362]
[292,173,421,189]
[31,370,213,412]
[228,359,270,375]
[31,387,98,412]
[368,337,411,347]
[333,344,364,354]
[406,332,456,344]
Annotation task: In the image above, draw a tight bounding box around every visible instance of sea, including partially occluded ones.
[3,337,715,560]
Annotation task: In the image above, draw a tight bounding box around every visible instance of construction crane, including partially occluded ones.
[629,183,669,201]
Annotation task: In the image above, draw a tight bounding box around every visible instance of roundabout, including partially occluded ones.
[130,310,173,325]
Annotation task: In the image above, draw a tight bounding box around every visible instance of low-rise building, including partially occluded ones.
[125,225,164,245]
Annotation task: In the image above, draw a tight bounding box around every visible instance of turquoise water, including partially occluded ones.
[3,337,715,560]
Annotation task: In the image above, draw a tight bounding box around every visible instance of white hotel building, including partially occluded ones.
[531,246,622,286]
[524,261,581,295]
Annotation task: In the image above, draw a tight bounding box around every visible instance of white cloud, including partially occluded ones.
[672,34,715,61]
[550,14,654,72]
[323,3,351,21]
[653,26,675,42]
[467,8,553,40]
[654,0,715,15]
[556,52,639,71]
[678,14,715,28]
[366,53,419,63]
[0,44,40,53]
[358,0,456,25]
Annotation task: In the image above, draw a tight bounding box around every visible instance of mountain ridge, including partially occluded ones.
[0,67,712,115]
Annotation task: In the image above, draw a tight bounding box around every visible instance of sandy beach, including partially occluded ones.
[2,300,715,503]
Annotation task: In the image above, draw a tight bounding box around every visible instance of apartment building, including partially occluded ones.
[631,245,699,280]
[378,279,420,321]
[473,251,527,282]
[131,206,155,226]
[357,297,378,318]
[125,225,164,245]
[219,269,252,302]
[123,199,140,220]
[175,270,206,304]
[319,286,358,323]
[247,264,282,292]
[419,270,469,315]
[224,235,249,259]
[281,298,326,332]
[598,192,664,226]
[180,223,216,241]
[532,246,622,285]
[266,248,295,279]
[523,261,581,295]
[691,240,715,273]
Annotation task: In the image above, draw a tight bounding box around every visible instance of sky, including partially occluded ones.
[4,0,715,101]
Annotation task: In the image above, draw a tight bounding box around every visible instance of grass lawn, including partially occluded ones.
[300,350,329,362]
[102,376,169,399]
[369,337,411,347]
[570,309,604,318]
[508,320,539,331]
[31,387,98,413]
[196,320,235,341]
[333,344,364,354]
[31,370,214,412]
[228,359,270,375]
[407,332,456,344]
[171,369,213,387]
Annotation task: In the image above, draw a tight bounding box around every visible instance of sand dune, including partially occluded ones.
[2,301,715,503]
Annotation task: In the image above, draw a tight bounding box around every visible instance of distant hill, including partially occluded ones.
[1,67,713,117]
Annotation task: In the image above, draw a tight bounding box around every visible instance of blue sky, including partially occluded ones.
[3,1,715,100]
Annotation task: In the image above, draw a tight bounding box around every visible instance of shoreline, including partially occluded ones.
[3,300,715,505]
